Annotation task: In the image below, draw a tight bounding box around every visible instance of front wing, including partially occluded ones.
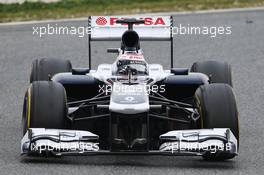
[21,128,237,157]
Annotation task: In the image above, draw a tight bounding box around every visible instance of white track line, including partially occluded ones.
[0,6,264,26]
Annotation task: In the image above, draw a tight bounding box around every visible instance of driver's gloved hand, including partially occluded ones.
[118,66,128,75]
[118,66,138,75]
[126,66,138,75]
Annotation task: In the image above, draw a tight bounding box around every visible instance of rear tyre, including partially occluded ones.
[22,81,68,135]
[30,58,72,82]
[195,83,239,160]
[191,61,233,86]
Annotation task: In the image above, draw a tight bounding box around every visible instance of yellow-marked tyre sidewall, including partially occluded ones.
[27,86,32,129]
[22,85,32,135]
[194,84,239,160]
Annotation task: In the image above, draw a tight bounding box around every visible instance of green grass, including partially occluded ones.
[1,0,264,22]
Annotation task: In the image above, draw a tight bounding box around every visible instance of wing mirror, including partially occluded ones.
[171,68,189,75]
[72,68,90,75]
[107,48,119,53]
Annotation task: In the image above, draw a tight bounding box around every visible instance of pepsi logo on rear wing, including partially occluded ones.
[109,17,166,25]
[91,16,171,27]
[96,17,108,25]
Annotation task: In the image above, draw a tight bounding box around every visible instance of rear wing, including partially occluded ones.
[88,16,174,68]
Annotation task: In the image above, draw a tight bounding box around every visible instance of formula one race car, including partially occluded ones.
[21,16,239,160]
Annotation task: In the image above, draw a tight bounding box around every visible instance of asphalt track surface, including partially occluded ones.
[0,9,264,175]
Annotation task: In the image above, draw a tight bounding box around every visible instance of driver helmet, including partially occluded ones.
[116,59,148,76]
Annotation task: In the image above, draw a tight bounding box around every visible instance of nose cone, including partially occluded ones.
[109,83,149,114]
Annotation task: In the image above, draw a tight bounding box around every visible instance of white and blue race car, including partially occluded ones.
[21,16,239,160]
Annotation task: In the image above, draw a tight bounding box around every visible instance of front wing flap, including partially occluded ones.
[159,128,238,155]
[21,128,99,156]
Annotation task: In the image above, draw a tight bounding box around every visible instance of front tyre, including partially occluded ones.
[22,81,68,135]
[195,83,239,160]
